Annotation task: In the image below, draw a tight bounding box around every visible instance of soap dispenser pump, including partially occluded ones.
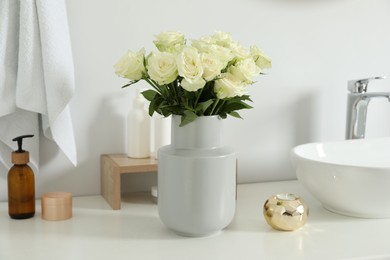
[8,135,35,219]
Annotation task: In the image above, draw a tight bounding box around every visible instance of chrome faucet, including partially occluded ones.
[346,76,390,139]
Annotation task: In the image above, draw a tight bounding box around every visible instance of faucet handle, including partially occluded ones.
[348,76,386,93]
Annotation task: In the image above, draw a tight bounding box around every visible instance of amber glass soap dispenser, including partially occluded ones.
[8,135,35,219]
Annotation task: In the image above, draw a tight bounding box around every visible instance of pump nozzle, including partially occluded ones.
[12,135,34,153]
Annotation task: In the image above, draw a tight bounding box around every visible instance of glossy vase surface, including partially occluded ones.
[158,115,236,237]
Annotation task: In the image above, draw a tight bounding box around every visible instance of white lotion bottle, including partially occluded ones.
[127,91,150,158]
[154,116,171,159]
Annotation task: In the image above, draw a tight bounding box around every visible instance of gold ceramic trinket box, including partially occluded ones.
[263,193,308,231]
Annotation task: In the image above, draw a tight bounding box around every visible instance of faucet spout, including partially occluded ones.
[346,76,388,139]
[346,91,390,139]
[362,92,390,100]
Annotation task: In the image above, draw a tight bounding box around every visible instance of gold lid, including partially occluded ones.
[11,151,29,165]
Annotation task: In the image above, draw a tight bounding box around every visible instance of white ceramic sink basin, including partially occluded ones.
[291,138,390,218]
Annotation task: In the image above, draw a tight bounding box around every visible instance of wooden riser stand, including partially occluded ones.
[101,154,157,210]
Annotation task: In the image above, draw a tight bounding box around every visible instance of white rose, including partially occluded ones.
[153,31,185,53]
[201,53,226,81]
[210,31,233,48]
[214,73,246,99]
[114,48,145,81]
[191,38,233,64]
[191,39,208,52]
[177,46,204,82]
[229,58,261,84]
[230,41,250,60]
[251,45,272,69]
[181,77,206,92]
[205,44,234,63]
[199,35,216,44]
[147,51,178,85]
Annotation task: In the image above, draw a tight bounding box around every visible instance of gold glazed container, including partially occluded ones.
[263,193,308,231]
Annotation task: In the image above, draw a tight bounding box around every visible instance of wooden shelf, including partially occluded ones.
[101,154,157,210]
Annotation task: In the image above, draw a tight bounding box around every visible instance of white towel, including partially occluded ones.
[35,0,77,165]
[16,0,47,115]
[0,0,77,169]
[0,0,18,117]
[0,0,39,170]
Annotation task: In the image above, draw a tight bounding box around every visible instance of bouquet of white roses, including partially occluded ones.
[114,31,271,126]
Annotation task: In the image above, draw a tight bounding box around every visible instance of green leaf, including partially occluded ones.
[141,90,157,101]
[194,104,202,114]
[121,80,139,88]
[184,91,196,108]
[199,100,214,113]
[148,94,164,116]
[228,111,242,119]
[148,98,156,117]
[223,101,252,113]
[245,96,253,102]
[160,105,182,115]
[219,112,227,119]
[180,110,198,126]
[160,109,172,117]
[239,95,252,101]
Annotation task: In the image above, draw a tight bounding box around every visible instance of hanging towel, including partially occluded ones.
[16,0,47,115]
[0,0,77,170]
[0,0,18,117]
[35,0,77,165]
[0,0,40,170]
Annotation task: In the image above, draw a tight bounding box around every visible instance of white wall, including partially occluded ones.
[2,0,390,201]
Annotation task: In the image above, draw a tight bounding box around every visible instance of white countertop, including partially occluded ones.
[1,180,390,260]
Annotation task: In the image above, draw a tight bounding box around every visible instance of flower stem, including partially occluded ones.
[214,100,225,115]
[144,78,162,94]
[171,82,179,104]
[209,99,220,115]
[194,87,204,107]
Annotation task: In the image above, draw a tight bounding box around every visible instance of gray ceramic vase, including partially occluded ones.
[158,115,236,237]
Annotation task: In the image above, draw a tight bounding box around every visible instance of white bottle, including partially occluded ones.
[153,116,171,159]
[127,91,150,158]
